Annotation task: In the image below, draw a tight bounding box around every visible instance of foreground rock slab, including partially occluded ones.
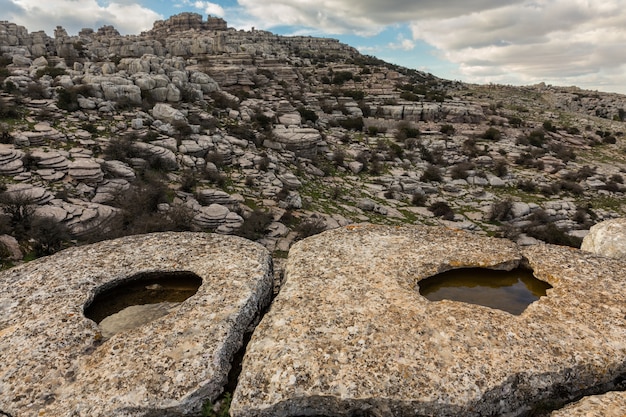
[0,232,273,416]
[551,391,626,417]
[231,224,626,417]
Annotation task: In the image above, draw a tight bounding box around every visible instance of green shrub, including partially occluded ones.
[35,66,67,79]
[481,127,501,141]
[343,90,365,100]
[527,130,546,147]
[332,71,354,85]
[450,162,473,180]
[439,124,455,135]
[489,199,514,222]
[400,91,419,101]
[508,116,523,127]
[236,210,273,240]
[429,201,454,220]
[543,120,557,132]
[421,164,442,182]
[493,160,508,177]
[294,217,326,240]
[411,193,427,206]
[57,85,93,111]
[524,223,582,248]
[339,117,364,131]
[297,107,318,123]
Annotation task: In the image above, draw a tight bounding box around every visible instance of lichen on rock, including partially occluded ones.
[0,232,273,416]
[231,224,626,417]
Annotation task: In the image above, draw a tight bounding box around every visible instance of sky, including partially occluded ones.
[2,0,626,94]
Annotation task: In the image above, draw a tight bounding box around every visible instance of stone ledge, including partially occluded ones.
[551,391,626,416]
[0,232,273,416]
[231,224,626,417]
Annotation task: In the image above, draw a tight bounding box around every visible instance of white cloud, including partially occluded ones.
[4,0,162,35]
[388,36,415,51]
[182,0,225,17]
[409,0,626,92]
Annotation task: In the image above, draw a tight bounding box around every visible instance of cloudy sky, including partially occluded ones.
[3,0,626,94]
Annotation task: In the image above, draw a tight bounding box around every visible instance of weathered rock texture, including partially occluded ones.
[550,328,626,417]
[551,391,626,417]
[581,217,626,259]
[231,224,626,417]
[0,232,273,416]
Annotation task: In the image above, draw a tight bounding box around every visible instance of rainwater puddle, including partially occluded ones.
[418,267,551,315]
[84,271,202,337]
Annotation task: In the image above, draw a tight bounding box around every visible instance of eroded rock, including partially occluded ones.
[581,217,626,259]
[231,224,626,417]
[0,232,273,416]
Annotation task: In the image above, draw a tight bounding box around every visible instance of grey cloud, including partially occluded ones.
[238,0,525,33]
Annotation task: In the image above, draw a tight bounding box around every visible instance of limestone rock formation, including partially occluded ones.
[0,232,273,416]
[581,217,626,259]
[270,126,322,159]
[231,224,626,417]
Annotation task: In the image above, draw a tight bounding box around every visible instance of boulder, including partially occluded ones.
[102,83,142,104]
[0,145,25,175]
[581,218,626,259]
[0,233,273,416]
[231,225,626,417]
[271,126,321,159]
[68,158,104,183]
[132,142,179,170]
[152,103,186,124]
[0,234,22,260]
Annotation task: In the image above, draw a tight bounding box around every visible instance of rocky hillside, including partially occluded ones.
[0,13,625,264]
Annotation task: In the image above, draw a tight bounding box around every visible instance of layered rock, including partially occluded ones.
[269,126,322,159]
[148,12,227,36]
[0,232,273,416]
[68,158,104,183]
[0,145,25,175]
[231,225,626,417]
[192,203,244,234]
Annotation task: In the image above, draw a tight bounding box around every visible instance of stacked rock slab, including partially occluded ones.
[0,232,273,416]
[231,224,626,417]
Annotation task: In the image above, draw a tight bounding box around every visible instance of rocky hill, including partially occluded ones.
[0,12,625,264]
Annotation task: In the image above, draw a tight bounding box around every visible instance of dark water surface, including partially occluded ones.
[84,271,202,323]
[418,268,552,315]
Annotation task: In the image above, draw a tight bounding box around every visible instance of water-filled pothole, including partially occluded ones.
[418,267,552,315]
[84,271,202,337]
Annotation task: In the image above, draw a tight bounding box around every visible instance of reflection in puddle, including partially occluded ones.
[84,271,202,337]
[418,268,552,315]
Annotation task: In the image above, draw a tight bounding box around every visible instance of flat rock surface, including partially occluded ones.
[231,224,626,417]
[551,391,626,417]
[0,232,273,416]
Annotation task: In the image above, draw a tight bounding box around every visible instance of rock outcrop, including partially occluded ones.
[231,224,626,417]
[581,217,626,259]
[0,232,273,416]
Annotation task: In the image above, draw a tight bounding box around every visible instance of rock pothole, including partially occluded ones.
[418,266,552,315]
[0,232,273,416]
[230,224,626,417]
[84,271,202,338]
